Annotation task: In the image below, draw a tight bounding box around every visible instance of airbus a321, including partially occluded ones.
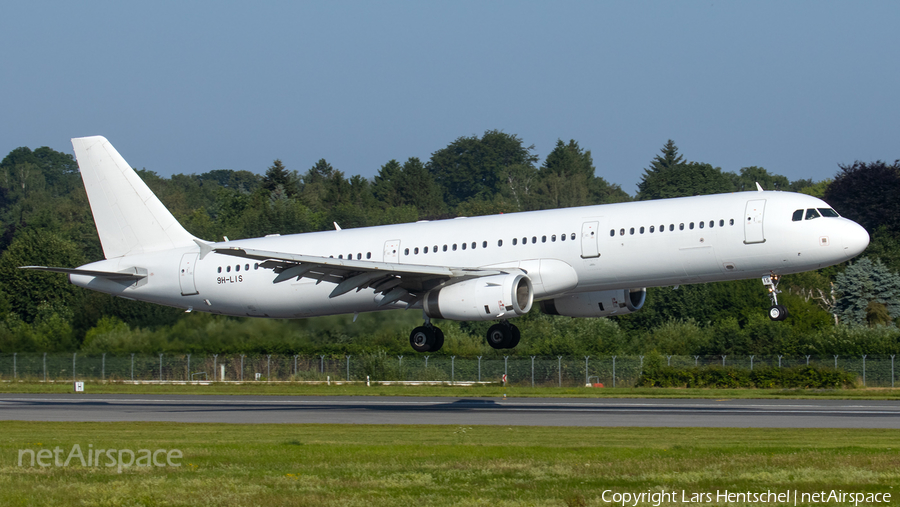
[23,136,870,353]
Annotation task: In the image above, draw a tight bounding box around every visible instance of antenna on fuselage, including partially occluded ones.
[755,182,764,192]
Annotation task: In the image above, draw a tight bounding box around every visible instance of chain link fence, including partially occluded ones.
[0,353,897,387]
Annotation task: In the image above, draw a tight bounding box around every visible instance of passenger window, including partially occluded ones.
[709,221,713,228]
[414,247,419,254]
[357,254,362,260]
[619,229,625,236]
[472,242,476,249]
[650,226,655,233]
[452,244,457,251]
[541,236,547,243]
[404,248,409,255]
[689,222,694,229]
[424,246,428,254]
[443,245,447,252]
[513,238,517,245]
[433,245,437,253]
[531,236,537,244]
[227,266,231,272]
[610,230,615,237]
[498,239,503,247]
[462,243,467,250]
[805,208,821,220]
[483,241,487,248]
[639,226,645,234]
[254,263,259,269]
[679,223,684,231]
[561,233,566,241]
[792,210,804,221]
[669,224,674,231]
[699,222,704,229]
[730,219,734,226]
[629,228,635,235]
[236,265,240,272]
[552,235,557,242]
[571,233,576,240]
[217,267,222,273]
[522,237,527,244]
[818,208,839,217]
[719,219,724,227]
[245,264,250,271]
[366,253,371,259]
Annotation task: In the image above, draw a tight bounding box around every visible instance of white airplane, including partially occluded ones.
[24,136,870,353]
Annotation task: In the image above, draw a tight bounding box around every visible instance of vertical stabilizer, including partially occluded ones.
[72,136,196,259]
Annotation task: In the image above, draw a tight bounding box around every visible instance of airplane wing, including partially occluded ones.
[211,245,504,306]
[19,266,147,280]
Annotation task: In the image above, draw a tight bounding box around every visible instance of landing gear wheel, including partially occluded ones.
[508,324,521,349]
[431,327,445,352]
[409,326,435,353]
[768,305,788,321]
[486,324,510,349]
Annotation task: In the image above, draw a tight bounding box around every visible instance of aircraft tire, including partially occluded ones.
[486,324,509,349]
[507,324,521,349]
[409,326,434,353]
[432,327,445,352]
[768,305,788,321]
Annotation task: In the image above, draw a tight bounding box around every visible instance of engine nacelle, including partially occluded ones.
[423,272,533,321]
[539,288,646,318]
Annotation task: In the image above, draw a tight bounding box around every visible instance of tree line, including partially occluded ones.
[0,132,898,356]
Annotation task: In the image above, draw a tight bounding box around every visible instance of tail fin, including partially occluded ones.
[72,136,196,259]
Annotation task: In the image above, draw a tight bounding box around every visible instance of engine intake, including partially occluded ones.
[424,272,533,321]
[539,288,646,318]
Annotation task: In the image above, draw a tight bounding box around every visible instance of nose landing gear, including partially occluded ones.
[762,273,788,321]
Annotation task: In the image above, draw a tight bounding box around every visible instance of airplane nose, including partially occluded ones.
[843,221,870,259]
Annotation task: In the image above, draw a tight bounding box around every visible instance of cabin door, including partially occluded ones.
[580,221,600,258]
[179,253,199,295]
[383,239,401,263]
[743,199,766,244]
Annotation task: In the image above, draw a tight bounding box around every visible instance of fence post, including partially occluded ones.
[159,353,163,382]
[13,353,16,380]
[722,355,726,367]
[750,355,754,371]
[398,355,403,380]
[131,353,134,381]
[584,356,590,386]
[102,353,106,381]
[612,356,616,388]
[294,355,298,378]
[240,355,245,381]
[558,356,563,387]
[834,355,838,369]
[892,355,895,389]
[43,352,46,382]
[267,354,271,381]
[477,356,482,382]
[451,356,455,384]
[504,356,509,377]
[213,354,218,381]
[667,355,672,366]
[862,354,867,387]
[320,355,325,373]
[806,355,811,366]
[531,356,535,388]
[346,355,351,381]
[424,355,429,369]
[73,352,76,381]
[694,355,699,367]
[778,355,783,368]
[186,354,190,381]
[639,355,644,375]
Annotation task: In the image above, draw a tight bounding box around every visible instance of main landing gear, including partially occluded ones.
[409,321,444,353]
[486,321,520,350]
[762,273,789,321]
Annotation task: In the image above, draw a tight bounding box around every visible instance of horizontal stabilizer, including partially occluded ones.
[19,266,147,280]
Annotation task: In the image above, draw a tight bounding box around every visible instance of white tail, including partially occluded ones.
[71,136,196,259]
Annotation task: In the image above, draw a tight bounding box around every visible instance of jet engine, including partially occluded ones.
[423,272,533,321]
[539,288,646,318]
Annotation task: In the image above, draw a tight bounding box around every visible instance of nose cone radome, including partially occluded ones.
[843,221,870,259]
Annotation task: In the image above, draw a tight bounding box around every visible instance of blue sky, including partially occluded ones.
[1,1,897,194]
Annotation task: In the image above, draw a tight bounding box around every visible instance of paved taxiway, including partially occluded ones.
[1,394,898,428]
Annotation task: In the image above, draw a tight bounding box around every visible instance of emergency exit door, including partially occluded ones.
[179,253,199,295]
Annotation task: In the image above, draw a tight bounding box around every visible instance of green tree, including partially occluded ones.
[428,130,538,207]
[833,257,900,326]
[730,166,790,192]
[637,161,734,200]
[823,160,900,234]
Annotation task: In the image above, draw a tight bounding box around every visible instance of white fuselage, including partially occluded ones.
[69,190,869,319]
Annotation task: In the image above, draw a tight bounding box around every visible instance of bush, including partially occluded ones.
[636,364,856,389]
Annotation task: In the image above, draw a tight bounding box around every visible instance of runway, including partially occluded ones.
[1,394,898,428]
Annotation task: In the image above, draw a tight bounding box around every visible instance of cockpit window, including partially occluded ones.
[805,208,821,220]
[792,209,803,222]
[818,208,840,218]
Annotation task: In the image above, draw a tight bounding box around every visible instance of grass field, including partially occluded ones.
[3,380,900,399]
[1,422,897,506]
